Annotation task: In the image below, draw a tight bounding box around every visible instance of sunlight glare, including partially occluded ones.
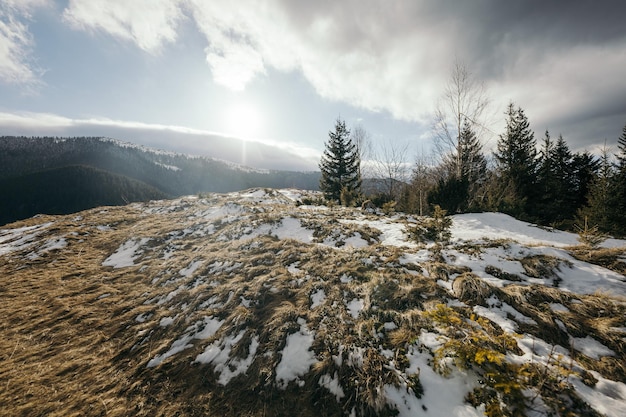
[224,101,264,140]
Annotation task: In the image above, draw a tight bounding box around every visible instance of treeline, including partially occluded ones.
[318,107,626,238]
[397,107,626,237]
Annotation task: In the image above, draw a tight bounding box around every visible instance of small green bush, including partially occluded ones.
[410,205,452,244]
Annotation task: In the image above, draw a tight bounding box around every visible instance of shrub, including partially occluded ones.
[574,216,607,249]
[410,205,452,244]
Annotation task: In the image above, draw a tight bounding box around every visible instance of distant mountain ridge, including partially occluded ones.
[0,136,320,225]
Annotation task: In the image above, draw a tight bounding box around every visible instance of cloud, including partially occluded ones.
[62,0,184,53]
[10,0,626,152]
[0,0,49,86]
[0,111,320,171]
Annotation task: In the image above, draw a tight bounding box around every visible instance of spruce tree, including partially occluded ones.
[536,131,555,222]
[613,123,626,235]
[492,103,538,218]
[319,118,362,203]
[431,119,487,213]
[570,151,599,213]
[536,133,575,225]
[459,120,488,188]
[578,147,615,234]
[551,134,576,221]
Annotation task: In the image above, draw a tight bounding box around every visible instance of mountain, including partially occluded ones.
[1,188,625,417]
[0,165,167,226]
[0,136,320,225]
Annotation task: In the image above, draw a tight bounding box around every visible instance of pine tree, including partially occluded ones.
[570,151,599,213]
[536,131,555,222]
[492,103,538,218]
[459,120,488,193]
[578,146,615,234]
[551,135,576,220]
[612,123,626,235]
[432,120,488,213]
[536,133,576,225]
[319,118,362,203]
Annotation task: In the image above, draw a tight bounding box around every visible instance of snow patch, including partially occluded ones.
[570,336,616,360]
[310,289,326,309]
[346,298,364,318]
[103,238,150,268]
[319,372,345,401]
[276,318,317,389]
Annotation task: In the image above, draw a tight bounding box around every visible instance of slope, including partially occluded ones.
[0,190,625,417]
[0,165,167,226]
[0,136,321,196]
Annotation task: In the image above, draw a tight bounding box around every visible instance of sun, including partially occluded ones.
[224,101,264,140]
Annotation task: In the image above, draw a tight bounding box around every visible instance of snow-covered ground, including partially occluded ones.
[1,188,625,417]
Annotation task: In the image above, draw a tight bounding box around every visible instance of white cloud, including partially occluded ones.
[7,0,625,151]
[0,0,49,86]
[182,1,449,121]
[62,0,184,53]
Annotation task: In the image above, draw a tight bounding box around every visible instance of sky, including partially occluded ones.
[1,0,625,171]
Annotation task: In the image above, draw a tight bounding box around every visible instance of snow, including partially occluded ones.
[310,289,326,309]
[195,317,225,339]
[102,238,150,268]
[342,232,369,248]
[276,318,317,389]
[549,303,570,313]
[273,217,314,243]
[319,372,345,401]
[5,189,626,417]
[557,257,626,296]
[195,331,258,385]
[452,212,626,248]
[346,298,364,318]
[159,316,175,327]
[399,250,430,265]
[343,218,416,247]
[149,316,224,368]
[340,274,353,283]
[179,260,203,277]
[445,241,626,297]
[155,161,181,171]
[570,336,616,359]
[571,371,626,417]
[26,236,67,259]
[147,334,194,368]
[473,305,519,333]
[287,262,301,275]
[39,237,67,252]
[388,344,483,417]
[0,222,53,256]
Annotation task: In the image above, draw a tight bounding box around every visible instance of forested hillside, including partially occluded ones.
[0,165,167,226]
[0,136,320,225]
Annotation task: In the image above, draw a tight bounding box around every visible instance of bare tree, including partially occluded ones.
[370,139,410,200]
[408,151,439,216]
[433,59,491,178]
[351,124,373,179]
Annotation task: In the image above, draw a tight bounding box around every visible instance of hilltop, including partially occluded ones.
[1,189,625,416]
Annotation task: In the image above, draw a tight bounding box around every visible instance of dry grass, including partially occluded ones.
[1,191,625,416]
[569,246,626,276]
[452,273,494,306]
